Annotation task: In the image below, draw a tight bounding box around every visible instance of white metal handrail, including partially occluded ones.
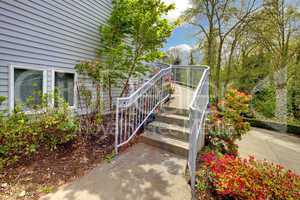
[188,67,210,198]
[115,64,210,199]
[115,66,172,153]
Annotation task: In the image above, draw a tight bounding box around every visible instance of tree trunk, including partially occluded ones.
[274,67,287,122]
[108,78,113,111]
[224,38,237,90]
[119,47,141,97]
[215,40,223,103]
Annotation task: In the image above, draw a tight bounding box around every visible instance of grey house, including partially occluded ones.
[0,0,118,112]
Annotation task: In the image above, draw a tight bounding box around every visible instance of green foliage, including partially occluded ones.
[76,83,104,135]
[206,88,251,156]
[76,0,175,108]
[195,169,208,192]
[186,0,300,123]
[36,103,78,150]
[0,95,78,170]
[232,51,271,93]
[251,85,276,118]
[200,152,300,200]
[104,151,116,163]
[39,185,54,194]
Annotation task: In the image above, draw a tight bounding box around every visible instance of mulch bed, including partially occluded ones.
[0,114,140,200]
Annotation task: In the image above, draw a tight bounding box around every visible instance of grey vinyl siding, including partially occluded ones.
[0,0,115,112]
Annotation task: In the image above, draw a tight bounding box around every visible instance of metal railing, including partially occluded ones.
[187,67,209,197]
[115,64,210,198]
[172,65,207,88]
[169,65,210,196]
[115,66,172,153]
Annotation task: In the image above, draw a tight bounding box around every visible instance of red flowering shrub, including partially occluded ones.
[206,88,251,156]
[201,152,300,200]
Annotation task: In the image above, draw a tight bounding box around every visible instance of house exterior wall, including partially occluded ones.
[0,0,120,112]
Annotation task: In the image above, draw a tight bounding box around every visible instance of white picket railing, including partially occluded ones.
[115,66,172,153]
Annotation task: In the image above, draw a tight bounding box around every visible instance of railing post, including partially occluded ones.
[115,98,119,154]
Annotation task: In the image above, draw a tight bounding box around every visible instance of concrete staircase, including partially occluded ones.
[141,106,190,157]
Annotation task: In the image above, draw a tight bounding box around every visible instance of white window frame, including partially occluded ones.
[9,65,77,113]
[9,64,48,113]
[51,69,77,109]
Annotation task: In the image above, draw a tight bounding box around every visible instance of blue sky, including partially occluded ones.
[163,24,198,51]
[162,0,195,51]
[162,0,299,51]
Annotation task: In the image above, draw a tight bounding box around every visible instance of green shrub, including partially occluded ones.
[0,96,78,170]
[251,85,276,118]
[206,88,251,156]
[0,107,36,168]
[34,103,78,150]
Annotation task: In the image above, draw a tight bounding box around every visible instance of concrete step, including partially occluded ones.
[156,113,189,127]
[146,121,190,141]
[141,131,189,157]
[163,106,189,117]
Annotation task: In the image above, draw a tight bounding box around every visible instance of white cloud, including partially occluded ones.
[163,0,191,21]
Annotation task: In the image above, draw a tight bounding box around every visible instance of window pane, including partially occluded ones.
[14,68,43,108]
[55,72,74,106]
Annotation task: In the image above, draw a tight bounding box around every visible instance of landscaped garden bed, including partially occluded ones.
[0,105,139,200]
[195,88,300,200]
[196,152,300,200]
[0,132,114,200]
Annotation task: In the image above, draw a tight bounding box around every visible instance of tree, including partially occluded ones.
[190,50,195,65]
[76,0,175,110]
[183,0,218,98]
[76,0,131,111]
[288,38,300,119]
[184,0,259,102]
[118,0,175,97]
[247,0,300,120]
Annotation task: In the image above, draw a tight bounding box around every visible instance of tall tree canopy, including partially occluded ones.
[183,0,259,101]
[184,0,300,123]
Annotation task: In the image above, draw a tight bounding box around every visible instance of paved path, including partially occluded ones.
[41,143,191,200]
[237,128,300,174]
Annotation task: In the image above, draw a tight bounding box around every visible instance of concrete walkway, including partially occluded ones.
[237,128,300,174]
[41,143,191,200]
[167,84,194,109]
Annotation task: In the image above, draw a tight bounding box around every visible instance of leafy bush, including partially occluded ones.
[206,88,251,155]
[0,96,78,170]
[251,85,276,118]
[34,103,78,150]
[76,83,103,136]
[201,152,300,200]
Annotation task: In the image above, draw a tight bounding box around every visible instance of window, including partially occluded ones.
[9,66,47,112]
[54,72,75,106]
[9,65,76,112]
[14,68,43,106]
